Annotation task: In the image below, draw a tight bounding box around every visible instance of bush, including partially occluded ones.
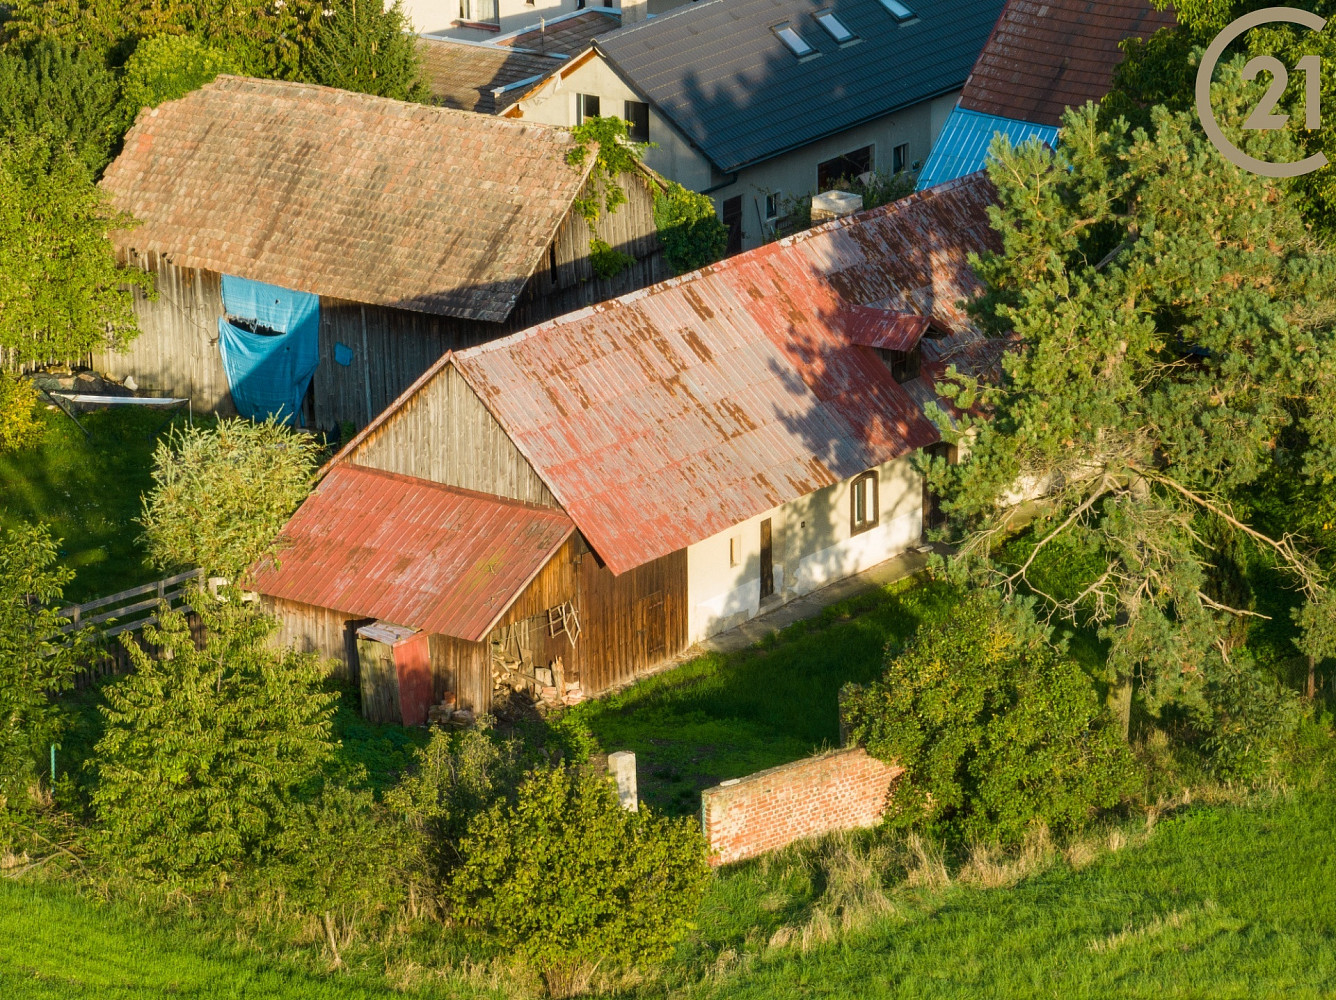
[0,375,44,453]
[1202,655,1303,783]
[843,591,1140,844]
[91,601,337,885]
[0,38,119,174]
[448,764,710,992]
[653,181,727,275]
[138,416,320,580]
[117,34,240,133]
[0,523,85,807]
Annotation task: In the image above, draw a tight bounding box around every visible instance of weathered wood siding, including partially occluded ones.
[265,597,366,683]
[95,251,235,414]
[349,363,558,507]
[428,634,490,714]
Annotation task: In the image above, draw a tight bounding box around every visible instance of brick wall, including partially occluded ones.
[700,748,902,866]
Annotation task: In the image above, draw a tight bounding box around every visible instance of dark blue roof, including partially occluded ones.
[597,0,1006,174]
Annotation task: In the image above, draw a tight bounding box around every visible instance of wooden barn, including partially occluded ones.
[248,173,1004,721]
[96,75,667,432]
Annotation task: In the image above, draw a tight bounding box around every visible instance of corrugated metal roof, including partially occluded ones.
[251,464,574,641]
[842,306,932,351]
[595,0,1005,173]
[443,173,999,574]
[960,0,1176,127]
[916,107,1058,189]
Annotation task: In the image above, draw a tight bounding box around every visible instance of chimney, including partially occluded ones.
[810,190,864,224]
[620,0,648,25]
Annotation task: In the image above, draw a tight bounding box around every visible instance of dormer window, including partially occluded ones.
[773,22,815,57]
[814,10,855,43]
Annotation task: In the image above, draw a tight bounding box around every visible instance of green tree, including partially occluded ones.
[0,524,86,806]
[0,374,44,453]
[303,0,425,101]
[448,764,710,993]
[653,181,728,274]
[933,98,1336,736]
[0,135,150,370]
[91,601,337,885]
[0,39,119,175]
[116,33,240,133]
[138,416,320,580]
[843,591,1138,844]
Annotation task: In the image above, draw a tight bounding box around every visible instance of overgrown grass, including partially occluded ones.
[568,579,963,814]
[0,406,187,602]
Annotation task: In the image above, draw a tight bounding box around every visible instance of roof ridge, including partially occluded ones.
[338,463,574,517]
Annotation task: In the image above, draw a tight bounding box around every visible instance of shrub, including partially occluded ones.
[138,416,320,580]
[589,237,635,279]
[0,523,86,807]
[0,375,44,453]
[448,764,710,992]
[653,181,727,274]
[1202,655,1303,783]
[91,601,337,885]
[117,34,240,133]
[843,591,1140,844]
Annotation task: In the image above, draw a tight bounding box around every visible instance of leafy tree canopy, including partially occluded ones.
[0,38,119,174]
[301,0,426,101]
[116,32,240,132]
[933,95,1336,731]
[653,180,729,275]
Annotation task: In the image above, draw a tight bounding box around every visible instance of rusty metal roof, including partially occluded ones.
[101,76,592,322]
[443,174,998,574]
[843,307,934,352]
[251,464,574,641]
[960,0,1176,126]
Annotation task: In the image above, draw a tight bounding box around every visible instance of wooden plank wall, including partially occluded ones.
[429,633,490,714]
[265,597,367,683]
[94,251,235,414]
[349,364,558,507]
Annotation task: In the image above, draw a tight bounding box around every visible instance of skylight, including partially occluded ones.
[879,0,916,21]
[814,11,855,43]
[773,22,815,57]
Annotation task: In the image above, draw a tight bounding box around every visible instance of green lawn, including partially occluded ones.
[568,579,961,814]
[0,406,186,602]
[4,793,1332,998]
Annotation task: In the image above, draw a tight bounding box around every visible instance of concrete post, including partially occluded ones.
[607,750,638,811]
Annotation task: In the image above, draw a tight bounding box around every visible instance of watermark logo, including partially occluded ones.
[1195,6,1328,177]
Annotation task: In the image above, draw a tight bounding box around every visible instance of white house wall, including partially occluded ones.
[407,0,582,39]
[686,455,924,643]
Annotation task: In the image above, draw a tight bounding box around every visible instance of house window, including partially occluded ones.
[624,100,650,142]
[814,10,855,43]
[722,195,743,255]
[458,0,498,23]
[729,535,742,567]
[893,142,910,174]
[851,472,879,535]
[880,0,916,21]
[817,145,873,191]
[764,191,782,220]
[576,93,601,123]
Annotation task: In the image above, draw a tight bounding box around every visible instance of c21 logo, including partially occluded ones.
[1195,6,1328,177]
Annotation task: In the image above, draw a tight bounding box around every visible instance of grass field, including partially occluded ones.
[0,406,185,602]
[4,792,1332,998]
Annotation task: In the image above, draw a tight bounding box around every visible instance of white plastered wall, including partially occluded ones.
[686,454,924,643]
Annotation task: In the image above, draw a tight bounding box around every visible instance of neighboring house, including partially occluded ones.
[503,0,1004,251]
[407,0,636,42]
[916,0,1176,189]
[249,172,1002,722]
[97,75,667,431]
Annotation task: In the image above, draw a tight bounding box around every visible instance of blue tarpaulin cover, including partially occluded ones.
[218,275,320,425]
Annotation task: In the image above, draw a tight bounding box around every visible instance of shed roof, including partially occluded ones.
[433,173,997,574]
[418,37,564,114]
[100,76,593,323]
[595,0,1004,173]
[959,0,1176,126]
[842,306,934,351]
[251,464,575,642]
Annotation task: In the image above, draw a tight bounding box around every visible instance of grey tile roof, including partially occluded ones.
[597,0,1006,173]
[418,38,564,115]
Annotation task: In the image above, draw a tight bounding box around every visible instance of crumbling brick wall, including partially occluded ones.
[700,748,902,865]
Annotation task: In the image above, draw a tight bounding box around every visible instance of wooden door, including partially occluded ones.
[635,592,666,665]
[394,632,433,727]
[760,518,774,600]
[355,636,401,723]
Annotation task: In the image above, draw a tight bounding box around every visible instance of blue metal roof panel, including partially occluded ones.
[916,106,1058,190]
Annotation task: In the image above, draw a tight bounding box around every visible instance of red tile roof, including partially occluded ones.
[251,465,574,641]
[843,307,934,352]
[435,174,999,574]
[101,76,593,322]
[960,0,1177,126]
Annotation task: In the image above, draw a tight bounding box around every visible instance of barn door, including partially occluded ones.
[636,592,666,665]
[760,518,774,599]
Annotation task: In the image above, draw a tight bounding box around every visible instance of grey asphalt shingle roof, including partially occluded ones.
[597,0,1005,174]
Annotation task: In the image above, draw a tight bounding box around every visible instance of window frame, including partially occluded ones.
[764,191,782,221]
[772,22,815,57]
[624,100,650,142]
[576,93,601,124]
[814,9,855,43]
[816,145,874,192]
[893,142,910,175]
[850,471,880,536]
[729,535,742,567]
[879,0,916,21]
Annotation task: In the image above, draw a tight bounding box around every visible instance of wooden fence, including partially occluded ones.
[59,569,204,688]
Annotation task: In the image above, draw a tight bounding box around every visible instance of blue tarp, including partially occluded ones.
[218,275,320,426]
